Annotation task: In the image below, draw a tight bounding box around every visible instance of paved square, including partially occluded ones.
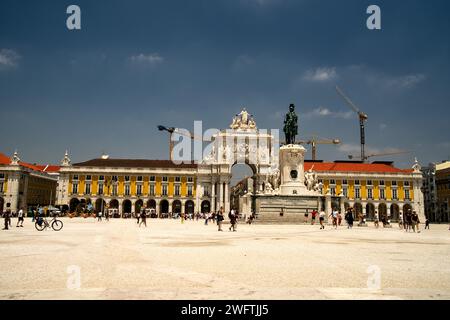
[0,218,449,300]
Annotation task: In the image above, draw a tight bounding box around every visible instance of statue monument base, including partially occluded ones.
[255,143,324,224]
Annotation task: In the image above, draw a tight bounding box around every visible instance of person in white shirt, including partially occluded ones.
[374,210,380,228]
[319,210,326,230]
[16,208,24,227]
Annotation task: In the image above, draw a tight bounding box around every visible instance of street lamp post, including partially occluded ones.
[158,125,176,161]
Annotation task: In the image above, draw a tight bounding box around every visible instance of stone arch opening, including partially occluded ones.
[160,199,169,214]
[185,200,195,214]
[201,200,211,213]
[390,203,400,221]
[366,203,376,220]
[172,200,182,214]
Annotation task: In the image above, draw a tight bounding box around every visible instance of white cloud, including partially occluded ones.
[0,49,20,68]
[386,74,426,89]
[129,53,164,65]
[303,67,337,82]
[232,54,255,72]
[303,107,353,119]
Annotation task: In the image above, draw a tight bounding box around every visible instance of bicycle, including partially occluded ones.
[35,216,64,231]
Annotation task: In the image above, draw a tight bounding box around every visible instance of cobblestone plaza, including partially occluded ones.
[1,219,449,300]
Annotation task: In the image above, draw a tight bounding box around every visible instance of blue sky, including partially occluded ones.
[0,0,449,169]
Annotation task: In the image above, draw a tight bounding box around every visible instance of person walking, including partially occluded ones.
[311,209,317,225]
[97,210,103,222]
[345,208,354,229]
[374,211,380,229]
[304,210,309,224]
[319,210,325,230]
[425,217,430,230]
[217,207,224,231]
[329,209,338,229]
[139,209,147,228]
[136,211,140,224]
[229,209,237,232]
[16,207,24,227]
[3,210,11,230]
[405,210,413,232]
[411,211,419,233]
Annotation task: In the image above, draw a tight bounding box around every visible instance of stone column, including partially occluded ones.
[325,195,332,220]
[340,196,345,214]
[224,182,230,213]
[218,182,223,211]
[195,182,201,213]
[211,182,216,212]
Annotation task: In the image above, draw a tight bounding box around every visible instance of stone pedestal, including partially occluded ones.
[279,144,308,196]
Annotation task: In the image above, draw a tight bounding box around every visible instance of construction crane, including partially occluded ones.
[157,125,204,161]
[348,150,411,162]
[335,85,369,162]
[298,136,341,161]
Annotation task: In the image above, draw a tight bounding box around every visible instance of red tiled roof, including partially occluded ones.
[304,162,408,174]
[0,152,59,173]
[0,152,10,165]
[35,165,61,172]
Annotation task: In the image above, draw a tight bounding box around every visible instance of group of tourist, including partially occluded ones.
[304,206,431,232]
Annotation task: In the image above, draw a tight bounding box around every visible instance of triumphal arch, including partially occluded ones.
[197,109,281,213]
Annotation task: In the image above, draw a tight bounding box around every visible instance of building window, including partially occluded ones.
[175,176,181,183]
[393,188,398,200]
[99,175,104,181]
[380,188,385,200]
[125,176,130,182]
[342,187,348,198]
[85,184,91,195]
[137,176,143,182]
[318,179,323,184]
[342,179,348,185]
[187,185,193,196]
[149,184,155,196]
[355,187,360,199]
[73,175,79,181]
[404,181,410,187]
[112,185,118,196]
[162,185,168,196]
[187,177,194,183]
[125,184,130,196]
[136,184,142,196]
[405,189,410,200]
[0,182,4,193]
[72,183,78,194]
[150,176,156,182]
[367,188,373,199]
[86,175,92,181]
[330,187,336,196]
[330,179,336,185]
[379,180,385,186]
[174,185,180,196]
[355,180,360,186]
[0,173,5,179]
[367,180,373,186]
[162,176,168,182]
[98,184,104,195]
[392,181,397,186]
[112,176,118,182]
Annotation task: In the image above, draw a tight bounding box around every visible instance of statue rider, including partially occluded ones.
[283,104,298,145]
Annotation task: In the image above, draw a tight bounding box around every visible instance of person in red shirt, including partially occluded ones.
[311,210,317,225]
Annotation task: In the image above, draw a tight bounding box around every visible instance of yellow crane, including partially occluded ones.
[348,150,411,162]
[336,85,369,162]
[298,136,341,161]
